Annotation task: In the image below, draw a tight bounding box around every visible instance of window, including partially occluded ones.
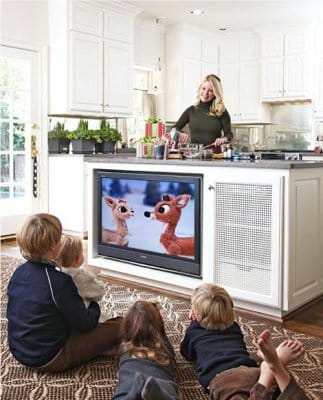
[127,68,151,145]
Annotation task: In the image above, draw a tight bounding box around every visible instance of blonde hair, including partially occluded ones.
[16,213,62,260]
[57,234,83,268]
[196,74,226,116]
[192,283,234,330]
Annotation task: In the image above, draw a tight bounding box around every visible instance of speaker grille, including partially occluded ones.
[214,183,273,296]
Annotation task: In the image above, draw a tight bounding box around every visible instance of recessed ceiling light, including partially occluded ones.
[190,9,204,16]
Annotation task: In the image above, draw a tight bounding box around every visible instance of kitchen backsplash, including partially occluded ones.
[233,102,314,151]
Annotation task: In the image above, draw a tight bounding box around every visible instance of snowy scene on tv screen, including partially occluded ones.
[100,177,196,259]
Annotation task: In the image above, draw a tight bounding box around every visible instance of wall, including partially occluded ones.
[1,0,48,47]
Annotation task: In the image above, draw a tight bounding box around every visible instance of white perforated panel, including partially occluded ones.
[214,183,273,296]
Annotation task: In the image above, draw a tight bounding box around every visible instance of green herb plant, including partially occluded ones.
[48,122,68,139]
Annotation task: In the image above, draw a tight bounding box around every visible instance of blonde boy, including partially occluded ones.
[180,283,308,400]
[7,213,122,372]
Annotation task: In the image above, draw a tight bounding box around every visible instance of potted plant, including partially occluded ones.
[48,122,70,154]
[66,120,95,154]
[95,119,123,153]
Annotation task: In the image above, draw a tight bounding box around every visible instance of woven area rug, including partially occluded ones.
[1,255,323,400]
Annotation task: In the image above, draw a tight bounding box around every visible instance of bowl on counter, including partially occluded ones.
[178,144,200,159]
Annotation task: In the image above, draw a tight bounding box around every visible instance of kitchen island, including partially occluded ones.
[49,154,323,318]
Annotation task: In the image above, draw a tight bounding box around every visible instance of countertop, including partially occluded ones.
[49,153,323,169]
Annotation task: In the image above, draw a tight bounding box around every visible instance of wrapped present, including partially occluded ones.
[145,123,152,137]
[145,122,165,138]
[157,122,165,138]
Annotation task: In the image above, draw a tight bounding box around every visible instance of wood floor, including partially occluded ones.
[2,238,323,339]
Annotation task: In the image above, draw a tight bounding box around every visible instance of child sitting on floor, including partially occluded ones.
[57,234,105,308]
[7,213,122,373]
[113,300,179,400]
[180,283,309,400]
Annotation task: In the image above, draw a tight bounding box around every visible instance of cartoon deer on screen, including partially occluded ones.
[144,194,194,256]
[102,196,134,247]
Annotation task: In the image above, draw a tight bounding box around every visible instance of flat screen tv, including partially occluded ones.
[97,170,202,277]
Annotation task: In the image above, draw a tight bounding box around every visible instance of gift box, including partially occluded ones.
[145,122,165,138]
[137,142,154,158]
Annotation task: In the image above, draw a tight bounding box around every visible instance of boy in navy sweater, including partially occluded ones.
[7,213,122,372]
[180,283,308,400]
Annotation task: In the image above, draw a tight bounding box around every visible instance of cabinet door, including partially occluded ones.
[284,29,310,55]
[313,55,323,117]
[48,156,87,236]
[283,54,310,98]
[104,40,132,114]
[70,31,104,112]
[202,39,218,64]
[202,61,218,78]
[182,32,202,59]
[261,57,283,98]
[238,61,260,120]
[261,32,284,58]
[181,57,202,111]
[70,1,104,36]
[219,63,239,120]
[105,9,133,42]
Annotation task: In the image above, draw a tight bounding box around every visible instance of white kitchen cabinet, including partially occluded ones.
[70,1,104,36]
[49,0,138,117]
[260,28,313,100]
[86,160,323,318]
[219,34,268,123]
[134,18,164,70]
[313,25,323,118]
[48,155,88,237]
[165,24,219,122]
[70,31,104,113]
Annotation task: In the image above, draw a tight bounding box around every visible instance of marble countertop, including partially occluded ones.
[58,154,323,169]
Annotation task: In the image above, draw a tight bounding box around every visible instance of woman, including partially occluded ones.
[174,74,233,146]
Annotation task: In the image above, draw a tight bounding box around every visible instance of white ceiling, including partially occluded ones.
[126,0,323,32]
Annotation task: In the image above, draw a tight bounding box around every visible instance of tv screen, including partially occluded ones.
[97,170,202,277]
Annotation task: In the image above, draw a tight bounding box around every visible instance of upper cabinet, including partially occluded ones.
[313,24,323,118]
[165,24,219,122]
[259,27,313,100]
[48,0,139,117]
[218,33,270,123]
[134,19,164,70]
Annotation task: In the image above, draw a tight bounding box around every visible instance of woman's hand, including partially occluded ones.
[213,137,228,146]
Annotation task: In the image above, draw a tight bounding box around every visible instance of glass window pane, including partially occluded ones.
[13,154,25,182]
[0,122,10,150]
[11,58,30,90]
[0,186,10,198]
[1,154,10,182]
[134,70,149,90]
[0,89,10,118]
[12,90,30,120]
[0,57,10,87]
[14,184,25,198]
[13,122,25,151]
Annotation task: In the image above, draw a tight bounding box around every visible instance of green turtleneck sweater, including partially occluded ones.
[174,101,232,145]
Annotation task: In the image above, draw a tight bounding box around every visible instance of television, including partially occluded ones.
[96,170,202,277]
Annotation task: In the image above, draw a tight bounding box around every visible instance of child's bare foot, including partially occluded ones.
[257,329,305,393]
[258,329,304,368]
